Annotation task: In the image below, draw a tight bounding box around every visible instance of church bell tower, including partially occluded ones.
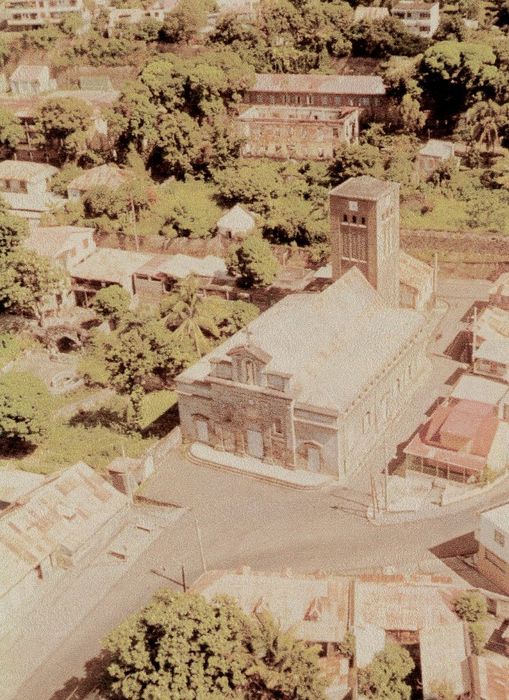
[329,175,400,307]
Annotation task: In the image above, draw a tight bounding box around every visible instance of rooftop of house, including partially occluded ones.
[474,656,509,700]
[193,568,351,644]
[477,306,509,343]
[0,89,119,120]
[0,160,58,182]
[250,73,386,96]
[475,339,509,366]
[330,175,396,201]
[399,250,433,291]
[450,373,509,406]
[239,105,358,122]
[354,580,460,631]
[79,75,114,91]
[393,0,439,9]
[178,266,425,413]
[216,204,256,233]
[0,470,46,508]
[10,64,49,83]
[67,164,131,193]
[1,191,65,215]
[24,226,95,259]
[71,248,153,284]
[480,501,509,534]
[0,462,128,599]
[404,398,500,473]
[489,272,509,299]
[418,139,455,159]
[135,253,228,280]
[354,5,390,21]
[419,622,470,698]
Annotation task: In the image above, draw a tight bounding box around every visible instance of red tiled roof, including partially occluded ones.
[251,74,386,96]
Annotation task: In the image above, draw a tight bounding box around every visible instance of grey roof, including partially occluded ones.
[330,175,396,201]
[178,267,425,413]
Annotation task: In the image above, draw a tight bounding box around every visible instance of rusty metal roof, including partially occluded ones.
[251,73,386,96]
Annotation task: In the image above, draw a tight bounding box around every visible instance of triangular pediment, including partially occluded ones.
[227,344,272,365]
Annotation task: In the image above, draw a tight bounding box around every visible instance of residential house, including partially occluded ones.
[237,105,359,160]
[133,254,228,304]
[419,623,471,700]
[354,5,390,21]
[392,0,440,37]
[0,462,129,637]
[5,0,86,29]
[9,64,55,96]
[416,140,459,180]
[70,247,228,306]
[403,393,509,483]
[489,273,509,311]
[476,502,509,595]
[472,306,509,383]
[244,74,386,115]
[206,0,259,30]
[0,159,63,225]
[107,0,178,35]
[216,204,256,240]
[67,164,131,200]
[71,248,153,305]
[24,226,96,272]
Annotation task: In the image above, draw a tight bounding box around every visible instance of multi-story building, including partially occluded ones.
[392,0,440,38]
[0,159,63,224]
[244,74,386,115]
[476,502,509,595]
[237,105,359,160]
[176,176,432,480]
[5,0,85,30]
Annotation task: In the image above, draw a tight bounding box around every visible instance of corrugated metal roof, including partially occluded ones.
[252,73,386,96]
[330,175,395,200]
[0,160,58,182]
[10,64,49,82]
[67,164,130,193]
[0,463,127,598]
[420,622,470,698]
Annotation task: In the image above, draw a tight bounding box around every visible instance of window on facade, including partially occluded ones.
[352,215,357,224]
[494,529,506,547]
[273,418,283,435]
[361,217,366,225]
[245,359,256,385]
[348,200,358,211]
[343,214,348,222]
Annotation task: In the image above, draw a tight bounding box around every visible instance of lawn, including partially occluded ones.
[0,388,176,475]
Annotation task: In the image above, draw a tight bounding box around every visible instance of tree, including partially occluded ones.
[226,235,279,288]
[466,100,507,152]
[328,142,383,186]
[244,611,327,700]
[454,591,487,622]
[0,248,69,326]
[430,680,456,700]
[0,372,52,449]
[0,108,24,156]
[34,97,93,163]
[350,17,428,58]
[199,297,260,337]
[160,0,208,43]
[102,589,327,700]
[103,589,251,699]
[162,276,220,356]
[108,81,159,161]
[358,643,415,700]
[399,94,426,134]
[93,285,131,327]
[0,210,28,258]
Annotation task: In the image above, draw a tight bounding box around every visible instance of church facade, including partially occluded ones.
[176,176,432,478]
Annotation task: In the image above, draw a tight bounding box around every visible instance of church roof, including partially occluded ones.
[178,267,425,413]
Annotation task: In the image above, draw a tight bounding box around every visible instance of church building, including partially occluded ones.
[176,176,433,478]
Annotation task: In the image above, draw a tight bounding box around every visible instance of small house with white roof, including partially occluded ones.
[216,204,256,240]
[476,502,509,594]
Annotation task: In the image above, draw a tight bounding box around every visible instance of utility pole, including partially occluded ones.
[191,510,207,573]
[130,191,140,252]
[181,564,187,592]
[472,305,477,366]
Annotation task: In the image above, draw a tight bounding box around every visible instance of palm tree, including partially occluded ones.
[466,100,504,153]
[162,276,220,357]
